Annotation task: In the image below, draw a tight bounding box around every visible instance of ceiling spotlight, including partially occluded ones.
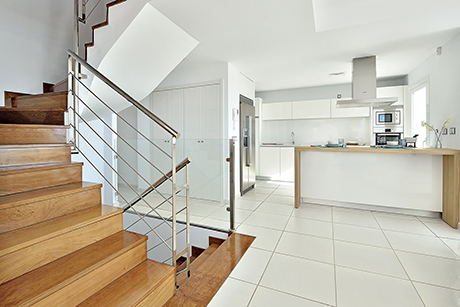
[436,47,442,56]
[183,58,189,61]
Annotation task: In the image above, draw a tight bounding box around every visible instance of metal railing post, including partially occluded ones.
[171,136,177,277]
[185,162,191,278]
[227,138,236,231]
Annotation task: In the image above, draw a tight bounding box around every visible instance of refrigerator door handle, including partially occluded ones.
[246,115,252,167]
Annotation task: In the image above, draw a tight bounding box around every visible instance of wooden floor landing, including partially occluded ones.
[165,232,255,307]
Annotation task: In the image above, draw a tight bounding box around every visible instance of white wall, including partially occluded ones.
[0,1,73,105]
[408,32,460,150]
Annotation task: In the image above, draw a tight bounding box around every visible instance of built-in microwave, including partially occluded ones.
[375,110,401,126]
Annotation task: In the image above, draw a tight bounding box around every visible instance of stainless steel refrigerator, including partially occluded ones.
[240,95,256,194]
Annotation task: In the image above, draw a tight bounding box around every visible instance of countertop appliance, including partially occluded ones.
[240,95,256,195]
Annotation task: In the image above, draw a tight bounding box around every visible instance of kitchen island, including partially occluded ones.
[294,146,460,228]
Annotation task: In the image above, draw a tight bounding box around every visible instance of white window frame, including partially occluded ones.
[410,77,430,148]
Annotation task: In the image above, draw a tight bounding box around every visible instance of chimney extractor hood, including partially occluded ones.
[336,56,397,108]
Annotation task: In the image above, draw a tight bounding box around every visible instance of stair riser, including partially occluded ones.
[0,146,71,167]
[0,187,101,233]
[0,110,65,125]
[0,126,67,144]
[33,241,146,307]
[13,94,67,109]
[0,165,82,196]
[0,213,122,284]
[137,272,175,307]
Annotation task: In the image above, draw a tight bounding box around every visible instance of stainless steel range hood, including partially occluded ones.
[337,56,397,108]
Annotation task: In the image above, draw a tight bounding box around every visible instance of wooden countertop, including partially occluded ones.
[295,146,460,156]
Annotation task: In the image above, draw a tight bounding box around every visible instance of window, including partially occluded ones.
[411,83,429,148]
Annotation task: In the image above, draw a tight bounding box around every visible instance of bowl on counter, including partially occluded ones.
[386,141,399,146]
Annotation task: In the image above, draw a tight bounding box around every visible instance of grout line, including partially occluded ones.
[372,211,427,307]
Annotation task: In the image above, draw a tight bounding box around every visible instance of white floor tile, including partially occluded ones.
[292,204,332,222]
[241,193,270,202]
[385,230,459,259]
[198,217,234,230]
[207,277,257,307]
[336,266,424,307]
[441,238,460,258]
[335,240,407,279]
[332,208,380,228]
[333,223,391,248]
[255,202,294,216]
[275,232,334,264]
[285,217,333,239]
[207,206,253,223]
[265,194,294,206]
[260,253,336,306]
[422,221,460,240]
[236,224,283,251]
[230,247,273,284]
[414,282,460,307]
[397,250,460,290]
[374,214,434,236]
[235,198,263,211]
[243,211,290,230]
[249,286,327,307]
[272,188,294,197]
[188,202,221,217]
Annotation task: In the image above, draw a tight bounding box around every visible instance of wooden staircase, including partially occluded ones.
[0,91,175,306]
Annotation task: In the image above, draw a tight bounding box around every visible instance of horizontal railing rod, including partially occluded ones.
[71,123,174,235]
[71,140,172,251]
[124,157,191,210]
[67,49,180,138]
[72,74,171,159]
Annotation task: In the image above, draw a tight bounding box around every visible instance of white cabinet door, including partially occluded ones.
[377,86,405,107]
[183,87,202,140]
[259,147,281,179]
[262,102,292,120]
[292,99,330,119]
[151,89,183,139]
[280,147,294,182]
[330,99,370,118]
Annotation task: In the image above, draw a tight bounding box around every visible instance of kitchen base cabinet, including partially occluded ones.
[259,146,294,182]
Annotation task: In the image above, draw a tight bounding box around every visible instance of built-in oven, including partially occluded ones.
[375,132,403,145]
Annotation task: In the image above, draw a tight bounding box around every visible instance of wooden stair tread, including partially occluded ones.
[0,161,82,174]
[0,204,121,257]
[0,181,101,210]
[0,230,146,307]
[176,243,220,286]
[12,91,67,100]
[78,259,175,306]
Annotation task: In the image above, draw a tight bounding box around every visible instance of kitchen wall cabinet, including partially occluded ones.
[330,98,370,118]
[262,102,292,120]
[258,146,294,182]
[377,86,405,107]
[292,99,331,119]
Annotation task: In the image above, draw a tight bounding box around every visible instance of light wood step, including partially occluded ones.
[0,181,102,233]
[0,205,122,284]
[0,143,71,167]
[0,162,82,196]
[0,107,66,125]
[0,230,147,306]
[11,91,67,109]
[78,259,175,307]
[0,123,68,144]
[176,243,220,287]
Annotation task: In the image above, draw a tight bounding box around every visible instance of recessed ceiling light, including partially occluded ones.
[183,58,189,61]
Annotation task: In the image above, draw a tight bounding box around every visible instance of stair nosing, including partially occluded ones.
[0,181,102,210]
[0,123,69,129]
[0,107,67,111]
[0,205,122,257]
[13,91,67,100]
[0,161,83,175]
[0,231,146,307]
[0,143,72,149]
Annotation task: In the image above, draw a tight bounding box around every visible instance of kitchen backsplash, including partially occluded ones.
[260,117,371,145]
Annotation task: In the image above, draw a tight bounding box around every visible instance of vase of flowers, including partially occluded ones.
[421,117,452,148]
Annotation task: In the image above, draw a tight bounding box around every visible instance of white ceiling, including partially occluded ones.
[149,0,460,92]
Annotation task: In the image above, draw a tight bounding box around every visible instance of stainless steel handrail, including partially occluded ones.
[67,49,180,138]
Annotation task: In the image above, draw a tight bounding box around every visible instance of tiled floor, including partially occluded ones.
[205,180,460,307]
